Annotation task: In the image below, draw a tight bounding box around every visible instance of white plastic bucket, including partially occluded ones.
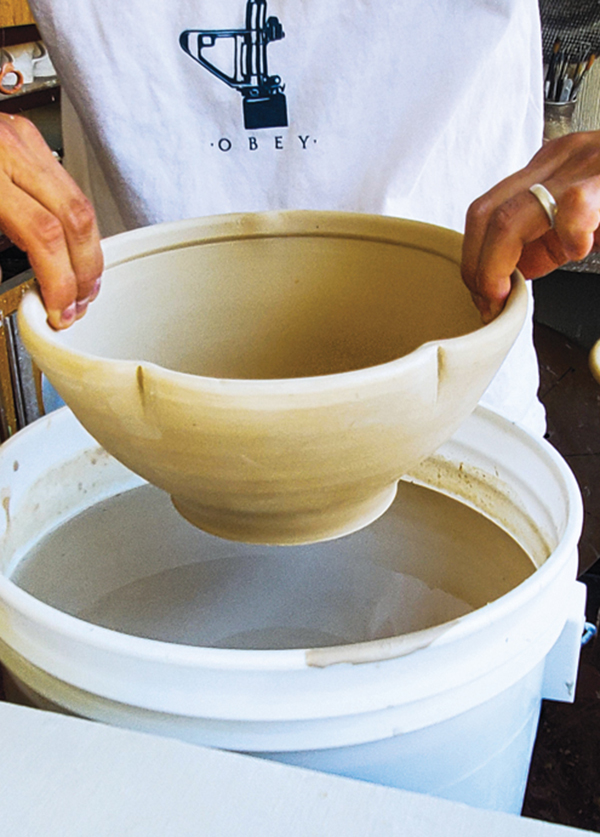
[0,406,584,815]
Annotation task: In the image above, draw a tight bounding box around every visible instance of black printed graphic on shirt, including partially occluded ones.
[180,0,288,130]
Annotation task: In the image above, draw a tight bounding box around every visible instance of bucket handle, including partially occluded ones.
[582,621,597,647]
[542,580,586,703]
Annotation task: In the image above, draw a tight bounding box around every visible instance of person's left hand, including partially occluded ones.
[461,130,600,322]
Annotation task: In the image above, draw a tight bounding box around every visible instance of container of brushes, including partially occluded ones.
[543,99,577,142]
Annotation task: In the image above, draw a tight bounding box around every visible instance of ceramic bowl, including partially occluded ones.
[18,211,528,545]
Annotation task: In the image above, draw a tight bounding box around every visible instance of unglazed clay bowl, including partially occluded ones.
[18,211,528,545]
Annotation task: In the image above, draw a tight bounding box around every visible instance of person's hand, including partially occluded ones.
[462,130,600,323]
[0,113,103,329]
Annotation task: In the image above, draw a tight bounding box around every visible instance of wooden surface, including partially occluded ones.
[0,0,34,28]
[534,322,600,575]
[0,81,59,114]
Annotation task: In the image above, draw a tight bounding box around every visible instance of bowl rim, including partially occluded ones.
[18,210,529,395]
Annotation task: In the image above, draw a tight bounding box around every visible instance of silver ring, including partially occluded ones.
[529,183,558,229]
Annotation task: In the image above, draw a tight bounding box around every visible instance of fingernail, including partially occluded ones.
[58,303,77,328]
[75,297,89,319]
[89,278,101,302]
[73,278,101,320]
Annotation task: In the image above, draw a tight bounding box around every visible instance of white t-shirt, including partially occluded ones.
[31,0,546,433]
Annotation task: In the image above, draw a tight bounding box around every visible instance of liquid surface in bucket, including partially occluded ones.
[12,481,535,650]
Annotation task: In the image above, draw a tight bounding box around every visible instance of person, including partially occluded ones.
[462,130,600,323]
[0,111,102,327]
[0,0,595,436]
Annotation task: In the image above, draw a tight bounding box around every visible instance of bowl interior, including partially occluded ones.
[56,230,483,380]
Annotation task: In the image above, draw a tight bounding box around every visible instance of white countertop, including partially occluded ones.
[0,701,593,836]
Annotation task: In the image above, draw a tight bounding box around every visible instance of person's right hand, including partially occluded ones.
[0,113,103,329]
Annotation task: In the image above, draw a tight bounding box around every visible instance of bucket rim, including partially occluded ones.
[0,405,583,672]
